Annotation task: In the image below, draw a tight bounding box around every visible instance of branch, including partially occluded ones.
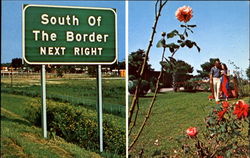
[171,47,179,57]
[129,47,166,151]
[128,0,168,127]
[155,0,159,17]
[129,99,140,136]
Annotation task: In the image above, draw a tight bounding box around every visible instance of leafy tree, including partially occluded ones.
[128,49,154,95]
[161,58,193,91]
[174,60,193,82]
[246,67,250,80]
[118,61,125,70]
[129,49,154,79]
[1,63,11,67]
[108,61,125,70]
[11,58,22,70]
[87,66,97,77]
[197,58,220,78]
[56,66,64,77]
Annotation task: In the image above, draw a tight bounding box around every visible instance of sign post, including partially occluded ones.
[41,65,47,138]
[23,4,117,152]
[97,65,103,152]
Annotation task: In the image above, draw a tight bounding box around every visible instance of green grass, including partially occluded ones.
[1,93,102,158]
[1,77,125,117]
[129,91,249,156]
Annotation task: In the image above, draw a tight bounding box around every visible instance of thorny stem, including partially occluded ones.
[129,47,166,151]
[129,100,139,135]
[128,0,168,128]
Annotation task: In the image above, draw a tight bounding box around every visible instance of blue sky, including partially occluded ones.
[1,0,125,63]
[2,1,249,76]
[129,1,249,76]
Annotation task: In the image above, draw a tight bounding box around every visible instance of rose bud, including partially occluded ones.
[186,127,198,137]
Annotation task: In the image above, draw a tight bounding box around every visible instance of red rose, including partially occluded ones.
[175,6,193,23]
[186,127,198,137]
[222,101,229,108]
[217,108,227,121]
[233,100,249,119]
[208,95,214,99]
[217,156,223,158]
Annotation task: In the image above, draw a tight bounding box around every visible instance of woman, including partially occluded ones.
[220,63,230,100]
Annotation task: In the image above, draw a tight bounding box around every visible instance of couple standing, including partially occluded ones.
[210,59,230,102]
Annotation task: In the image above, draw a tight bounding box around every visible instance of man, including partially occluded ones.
[210,59,221,102]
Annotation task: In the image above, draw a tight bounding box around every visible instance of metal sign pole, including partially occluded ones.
[96,65,103,152]
[41,65,47,138]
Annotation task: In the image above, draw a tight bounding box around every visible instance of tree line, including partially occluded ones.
[1,58,125,77]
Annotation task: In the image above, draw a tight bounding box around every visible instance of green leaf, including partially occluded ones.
[177,40,183,43]
[193,42,201,52]
[156,39,165,48]
[160,61,168,66]
[169,47,174,53]
[221,124,226,132]
[186,27,194,33]
[185,31,188,37]
[185,40,193,48]
[187,25,197,28]
[166,43,180,53]
[226,150,232,157]
[167,30,179,39]
[169,57,177,63]
[173,44,180,49]
[166,43,180,49]
[179,35,185,40]
[180,42,185,47]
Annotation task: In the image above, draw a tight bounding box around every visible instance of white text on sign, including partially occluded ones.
[32,14,108,56]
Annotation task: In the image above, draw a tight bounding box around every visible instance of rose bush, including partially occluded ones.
[222,101,230,108]
[173,100,249,157]
[157,6,200,92]
[233,100,249,119]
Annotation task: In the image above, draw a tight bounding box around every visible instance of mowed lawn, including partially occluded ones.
[129,91,249,156]
[1,93,102,158]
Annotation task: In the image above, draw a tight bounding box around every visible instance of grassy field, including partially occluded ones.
[1,77,125,117]
[129,91,249,157]
[1,76,126,157]
[1,93,103,158]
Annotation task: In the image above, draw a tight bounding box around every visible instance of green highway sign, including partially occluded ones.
[23,4,117,64]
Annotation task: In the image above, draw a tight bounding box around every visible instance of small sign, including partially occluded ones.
[23,4,117,64]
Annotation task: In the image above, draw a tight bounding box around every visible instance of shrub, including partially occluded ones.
[173,100,249,157]
[56,68,64,77]
[199,82,210,91]
[183,81,194,91]
[129,75,136,80]
[128,80,150,96]
[149,76,159,92]
[228,82,235,90]
[25,99,125,155]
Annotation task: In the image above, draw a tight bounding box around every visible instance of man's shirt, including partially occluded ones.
[210,66,221,78]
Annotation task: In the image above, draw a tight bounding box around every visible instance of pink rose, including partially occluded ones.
[175,6,193,23]
[186,127,198,137]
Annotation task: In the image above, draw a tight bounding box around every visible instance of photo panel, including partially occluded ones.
[2,0,126,157]
[128,1,249,157]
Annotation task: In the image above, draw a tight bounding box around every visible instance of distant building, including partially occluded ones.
[1,66,8,71]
